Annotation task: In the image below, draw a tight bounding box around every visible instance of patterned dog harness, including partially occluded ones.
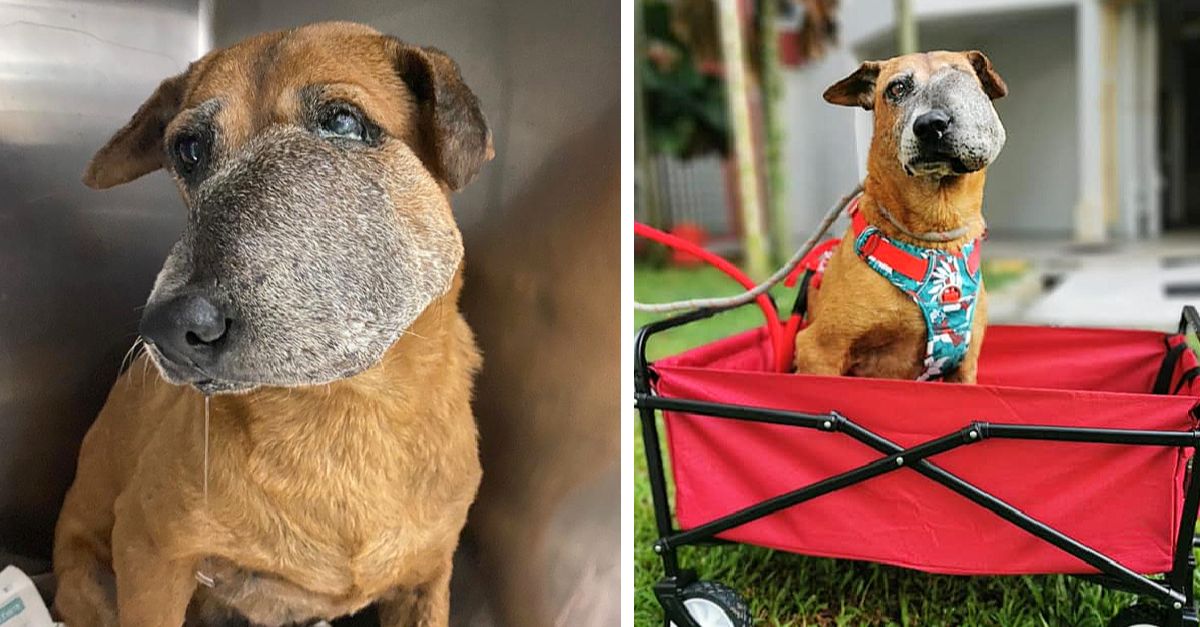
[849,199,982,380]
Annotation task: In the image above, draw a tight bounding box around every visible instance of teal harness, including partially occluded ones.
[850,201,983,380]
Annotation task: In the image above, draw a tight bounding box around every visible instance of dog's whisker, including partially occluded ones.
[401,328,428,341]
[141,351,152,386]
[120,337,144,376]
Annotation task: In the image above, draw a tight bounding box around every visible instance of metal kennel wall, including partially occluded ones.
[0,0,201,560]
[0,2,619,626]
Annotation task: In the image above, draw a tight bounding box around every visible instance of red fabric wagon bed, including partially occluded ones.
[654,324,1200,576]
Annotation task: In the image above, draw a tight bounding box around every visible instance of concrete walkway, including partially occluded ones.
[985,234,1200,331]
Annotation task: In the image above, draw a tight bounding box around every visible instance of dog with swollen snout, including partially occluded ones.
[794,50,1008,383]
[53,22,492,627]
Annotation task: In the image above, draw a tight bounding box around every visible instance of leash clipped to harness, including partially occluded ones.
[848,198,982,380]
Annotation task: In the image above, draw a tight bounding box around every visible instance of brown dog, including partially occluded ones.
[794,51,1007,383]
[53,22,490,627]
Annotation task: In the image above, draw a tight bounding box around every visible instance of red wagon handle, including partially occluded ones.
[634,221,793,372]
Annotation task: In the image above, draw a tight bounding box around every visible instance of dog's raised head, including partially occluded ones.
[824,50,1006,178]
[85,22,492,394]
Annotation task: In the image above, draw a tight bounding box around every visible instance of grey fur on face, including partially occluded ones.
[897,68,1006,177]
[83,32,493,395]
[145,125,462,392]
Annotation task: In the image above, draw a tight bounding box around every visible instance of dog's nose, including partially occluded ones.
[139,294,230,368]
[913,109,952,143]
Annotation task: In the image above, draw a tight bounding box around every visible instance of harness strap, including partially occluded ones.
[850,202,982,282]
[967,241,981,276]
[850,206,929,282]
[849,199,983,381]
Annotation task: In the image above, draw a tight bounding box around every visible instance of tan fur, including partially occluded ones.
[55,22,483,627]
[795,52,999,383]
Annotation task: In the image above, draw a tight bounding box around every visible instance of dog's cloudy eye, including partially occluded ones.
[886,80,910,101]
[321,111,365,141]
[173,134,205,172]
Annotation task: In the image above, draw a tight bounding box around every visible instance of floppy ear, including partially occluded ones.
[823,61,881,110]
[83,70,190,189]
[391,41,493,191]
[965,50,1007,100]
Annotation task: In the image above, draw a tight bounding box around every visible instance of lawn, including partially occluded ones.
[633,262,1189,627]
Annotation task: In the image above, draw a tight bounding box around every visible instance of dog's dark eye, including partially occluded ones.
[174,134,205,171]
[886,80,910,102]
[321,110,365,141]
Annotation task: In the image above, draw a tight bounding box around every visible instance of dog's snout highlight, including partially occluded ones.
[913,109,952,143]
[140,293,230,372]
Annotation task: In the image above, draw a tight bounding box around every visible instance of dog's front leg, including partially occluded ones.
[793,323,850,375]
[54,543,118,627]
[111,508,197,627]
[378,567,452,627]
[54,491,120,626]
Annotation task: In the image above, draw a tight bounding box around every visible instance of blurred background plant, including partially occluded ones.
[641,1,730,158]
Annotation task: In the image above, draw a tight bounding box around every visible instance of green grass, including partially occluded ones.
[633,262,1191,627]
[633,263,796,361]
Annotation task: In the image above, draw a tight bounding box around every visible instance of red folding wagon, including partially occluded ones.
[635,225,1200,627]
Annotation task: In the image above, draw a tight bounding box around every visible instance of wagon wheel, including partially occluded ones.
[1108,603,1171,627]
[668,581,752,627]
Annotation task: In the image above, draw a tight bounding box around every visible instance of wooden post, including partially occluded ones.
[1076,0,1111,244]
[761,0,788,264]
[717,0,770,279]
[895,0,917,54]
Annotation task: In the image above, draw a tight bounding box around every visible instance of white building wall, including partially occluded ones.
[890,8,1080,238]
[843,0,1079,48]
[778,49,864,245]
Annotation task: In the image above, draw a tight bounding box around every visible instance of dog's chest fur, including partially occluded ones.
[99,307,483,626]
[811,224,982,379]
[177,384,478,624]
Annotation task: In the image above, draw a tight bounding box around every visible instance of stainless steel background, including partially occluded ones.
[0,0,198,557]
[1,1,618,625]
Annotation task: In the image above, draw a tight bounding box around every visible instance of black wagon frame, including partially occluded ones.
[636,302,1200,627]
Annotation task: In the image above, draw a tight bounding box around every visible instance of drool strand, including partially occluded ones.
[196,393,214,589]
[203,394,211,505]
